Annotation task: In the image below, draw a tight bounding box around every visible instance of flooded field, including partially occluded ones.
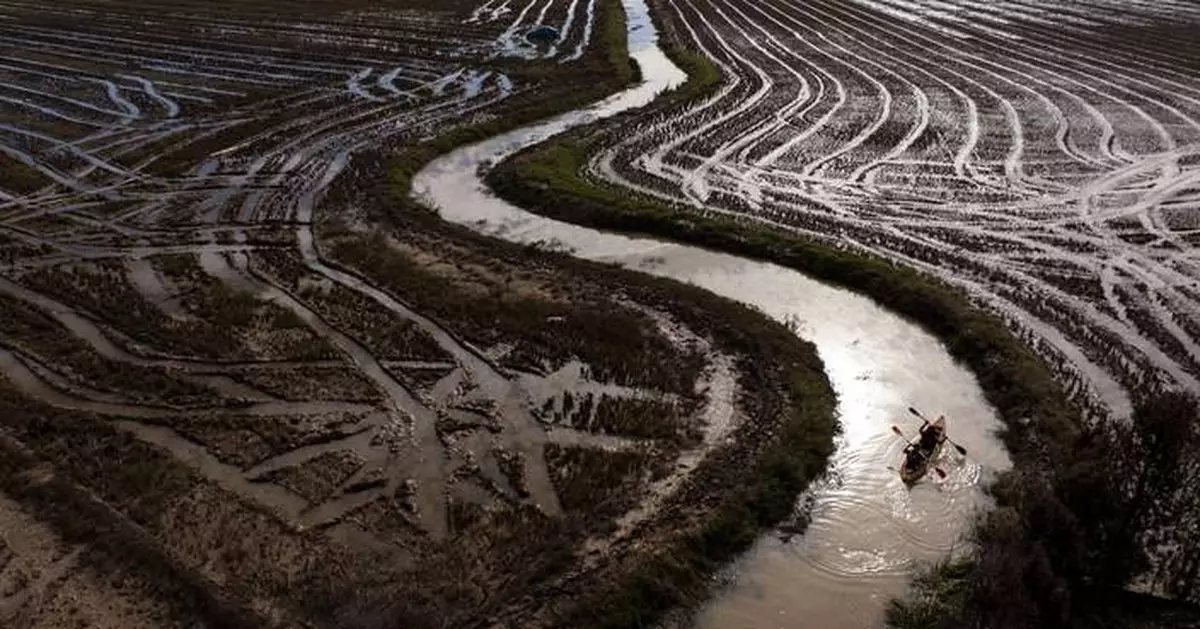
[415,3,1011,626]
[5,0,1195,626]
[591,0,1200,422]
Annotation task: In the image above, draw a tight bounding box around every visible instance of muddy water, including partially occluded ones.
[412,1,1012,627]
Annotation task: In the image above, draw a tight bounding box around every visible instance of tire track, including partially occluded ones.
[592,0,1200,417]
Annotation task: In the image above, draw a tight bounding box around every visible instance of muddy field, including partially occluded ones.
[0,0,840,627]
[590,0,1200,419]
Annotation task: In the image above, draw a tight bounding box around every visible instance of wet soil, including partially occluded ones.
[0,0,842,626]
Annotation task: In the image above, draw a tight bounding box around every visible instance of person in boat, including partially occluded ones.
[901,443,925,473]
[917,416,945,451]
[902,416,945,474]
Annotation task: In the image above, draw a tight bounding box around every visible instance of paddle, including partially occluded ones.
[907,407,968,456]
[890,425,947,479]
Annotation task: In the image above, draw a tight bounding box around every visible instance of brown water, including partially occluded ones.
[412,1,1012,626]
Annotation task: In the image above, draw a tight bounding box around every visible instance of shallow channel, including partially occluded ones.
[412,2,1013,627]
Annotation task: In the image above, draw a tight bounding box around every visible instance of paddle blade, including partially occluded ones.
[953,443,968,456]
[891,425,905,437]
[908,406,924,419]
[934,467,947,479]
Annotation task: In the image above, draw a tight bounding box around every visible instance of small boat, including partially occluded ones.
[899,415,946,485]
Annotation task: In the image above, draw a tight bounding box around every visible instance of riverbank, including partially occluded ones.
[388,0,637,216]
[352,1,842,627]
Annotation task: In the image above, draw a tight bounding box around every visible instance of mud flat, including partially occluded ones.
[0,0,853,626]
[414,1,1011,626]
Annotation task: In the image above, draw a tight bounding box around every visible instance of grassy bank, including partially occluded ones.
[386,0,637,210]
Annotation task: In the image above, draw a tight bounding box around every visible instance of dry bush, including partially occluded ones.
[889,391,1200,629]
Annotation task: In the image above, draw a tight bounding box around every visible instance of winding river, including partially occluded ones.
[412,2,1013,627]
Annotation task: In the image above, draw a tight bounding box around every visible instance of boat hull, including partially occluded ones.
[899,417,946,485]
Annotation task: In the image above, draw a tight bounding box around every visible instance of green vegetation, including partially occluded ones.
[385,0,637,213]
[487,25,1200,626]
[373,3,1200,625]
[655,46,721,101]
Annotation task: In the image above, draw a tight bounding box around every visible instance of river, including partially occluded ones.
[411,2,1013,627]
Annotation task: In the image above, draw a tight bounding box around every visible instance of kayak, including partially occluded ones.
[899,416,946,485]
